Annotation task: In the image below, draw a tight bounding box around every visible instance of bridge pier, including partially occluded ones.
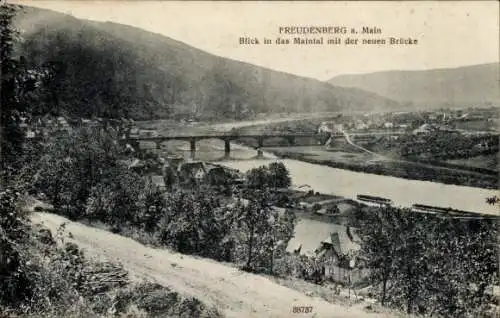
[257,149,264,158]
[190,138,196,160]
[256,136,264,159]
[224,139,231,158]
[155,141,162,151]
[286,136,296,146]
[257,136,264,149]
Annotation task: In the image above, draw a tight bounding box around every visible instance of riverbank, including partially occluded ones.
[257,147,498,190]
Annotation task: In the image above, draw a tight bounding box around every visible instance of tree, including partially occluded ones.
[231,189,296,273]
[246,165,270,189]
[358,206,498,316]
[246,162,291,189]
[1,4,24,178]
[32,127,128,218]
[358,206,399,305]
[155,190,233,260]
[1,4,49,181]
[84,167,166,231]
[268,162,291,188]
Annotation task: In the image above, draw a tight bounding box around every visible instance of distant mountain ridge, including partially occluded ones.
[14,6,400,121]
[328,63,500,109]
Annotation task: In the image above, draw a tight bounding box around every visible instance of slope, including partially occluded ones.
[31,212,398,318]
[328,63,500,109]
[14,6,400,121]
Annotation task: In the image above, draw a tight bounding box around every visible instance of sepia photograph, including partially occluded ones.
[0,1,499,317]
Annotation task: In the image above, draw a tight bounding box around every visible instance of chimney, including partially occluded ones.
[346,226,353,241]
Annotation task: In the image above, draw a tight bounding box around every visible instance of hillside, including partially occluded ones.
[328,63,500,109]
[13,6,400,121]
[31,212,398,318]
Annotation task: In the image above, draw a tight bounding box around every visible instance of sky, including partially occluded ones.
[12,1,499,80]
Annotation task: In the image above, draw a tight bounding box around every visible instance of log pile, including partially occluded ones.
[80,261,129,295]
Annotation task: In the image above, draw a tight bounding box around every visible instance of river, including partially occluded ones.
[216,156,498,216]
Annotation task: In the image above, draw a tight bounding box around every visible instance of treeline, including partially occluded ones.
[399,133,499,160]
[358,206,498,317]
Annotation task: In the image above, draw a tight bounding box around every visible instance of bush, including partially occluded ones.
[312,203,322,212]
[113,282,223,318]
[0,189,32,308]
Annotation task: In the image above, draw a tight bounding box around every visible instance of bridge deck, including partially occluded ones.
[130,133,318,141]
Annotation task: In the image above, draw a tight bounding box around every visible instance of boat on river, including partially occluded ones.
[356,194,393,206]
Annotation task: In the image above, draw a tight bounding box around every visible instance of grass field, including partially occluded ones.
[454,119,498,132]
[265,146,382,167]
[446,154,498,171]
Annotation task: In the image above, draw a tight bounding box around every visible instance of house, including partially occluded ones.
[127,158,145,173]
[315,226,362,270]
[287,221,344,257]
[138,129,158,138]
[56,116,71,131]
[164,156,184,169]
[226,197,250,209]
[129,128,140,138]
[178,161,207,183]
[26,128,36,139]
[383,122,394,129]
[149,175,166,191]
[355,121,369,130]
[317,122,332,134]
[412,123,434,135]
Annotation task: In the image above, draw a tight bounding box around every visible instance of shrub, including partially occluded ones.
[113,282,223,318]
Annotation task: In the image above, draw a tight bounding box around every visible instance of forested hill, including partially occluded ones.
[14,6,400,121]
[328,63,500,110]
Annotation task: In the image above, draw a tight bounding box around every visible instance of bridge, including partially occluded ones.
[124,129,408,159]
[126,132,320,159]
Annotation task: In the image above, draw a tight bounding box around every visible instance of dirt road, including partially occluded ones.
[31,212,395,318]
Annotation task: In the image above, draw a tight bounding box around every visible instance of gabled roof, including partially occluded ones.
[287,220,347,256]
[178,161,205,172]
[318,226,361,257]
[330,230,361,257]
[128,158,144,169]
[205,164,227,174]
